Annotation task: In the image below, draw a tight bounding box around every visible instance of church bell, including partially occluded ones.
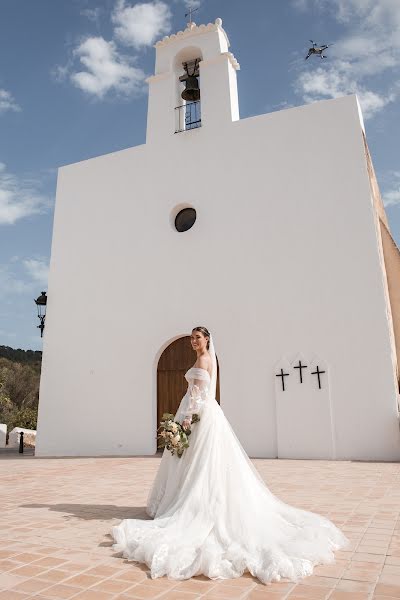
[180,59,200,102]
[181,75,200,102]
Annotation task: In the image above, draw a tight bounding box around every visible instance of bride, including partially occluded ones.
[111,326,350,584]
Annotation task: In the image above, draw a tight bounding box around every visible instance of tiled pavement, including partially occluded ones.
[1,454,400,599]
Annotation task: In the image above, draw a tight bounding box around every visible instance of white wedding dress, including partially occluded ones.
[111,365,350,584]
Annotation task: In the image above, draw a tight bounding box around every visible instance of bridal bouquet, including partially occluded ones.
[157,412,200,458]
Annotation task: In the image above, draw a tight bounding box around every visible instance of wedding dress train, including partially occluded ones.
[111,366,350,584]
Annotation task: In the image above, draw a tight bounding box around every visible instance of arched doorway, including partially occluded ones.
[157,336,220,436]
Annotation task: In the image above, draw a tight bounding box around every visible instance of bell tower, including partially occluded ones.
[146,18,240,143]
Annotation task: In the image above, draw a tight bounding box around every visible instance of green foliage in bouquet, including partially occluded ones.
[157,412,200,458]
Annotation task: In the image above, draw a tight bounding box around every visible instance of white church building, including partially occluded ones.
[36,18,400,461]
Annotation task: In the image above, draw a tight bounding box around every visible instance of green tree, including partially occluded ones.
[0,357,39,431]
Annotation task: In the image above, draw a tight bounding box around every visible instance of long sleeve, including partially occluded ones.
[184,379,208,421]
[174,368,211,425]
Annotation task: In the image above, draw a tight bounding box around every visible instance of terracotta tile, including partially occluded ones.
[30,546,61,555]
[61,574,103,587]
[0,551,18,560]
[9,553,45,564]
[328,593,370,600]
[201,583,249,598]
[155,592,200,600]
[57,562,90,573]
[313,565,347,578]
[140,576,182,590]
[39,583,82,598]
[353,553,385,564]
[125,583,174,598]
[378,575,400,586]
[356,547,386,555]
[335,580,374,592]
[287,585,330,598]
[38,569,71,583]
[33,557,69,568]
[386,558,400,567]
[11,578,51,593]
[116,570,148,583]
[0,592,31,600]
[245,591,290,600]
[0,560,20,572]
[176,580,220,593]
[8,565,49,577]
[84,565,124,578]
[2,456,400,597]
[284,597,326,600]
[0,574,26,590]
[298,576,338,588]
[346,570,381,582]
[69,591,114,600]
[383,566,400,576]
[347,560,383,573]
[374,584,400,598]
[89,579,134,594]
[252,582,295,592]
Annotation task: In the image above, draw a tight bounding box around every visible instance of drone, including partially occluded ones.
[305,40,332,60]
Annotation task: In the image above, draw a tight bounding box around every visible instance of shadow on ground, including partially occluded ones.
[0,447,35,458]
[20,503,150,521]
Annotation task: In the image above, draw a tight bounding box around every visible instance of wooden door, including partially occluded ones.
[157,336,220,433]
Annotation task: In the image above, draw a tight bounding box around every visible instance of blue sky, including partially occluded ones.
[1,0,400,351]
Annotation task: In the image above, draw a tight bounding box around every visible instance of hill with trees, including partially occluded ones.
[0,346,41,432]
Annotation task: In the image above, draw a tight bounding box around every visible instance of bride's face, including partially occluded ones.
[190,330,208,352]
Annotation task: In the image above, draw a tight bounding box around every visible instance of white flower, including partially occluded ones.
[171,423,178,433]
[171,434,180,446]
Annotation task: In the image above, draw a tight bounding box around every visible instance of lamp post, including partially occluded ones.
[34,291,47,337]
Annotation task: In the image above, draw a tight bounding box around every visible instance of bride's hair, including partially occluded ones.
[192,326,210,350]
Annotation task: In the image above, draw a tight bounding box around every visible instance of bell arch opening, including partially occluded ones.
[174,47,203,133]
[156,335,220,451]
[173,46,203,71]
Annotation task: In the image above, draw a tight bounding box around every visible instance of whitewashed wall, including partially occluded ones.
[0,424,6,448]
[36,21,400,460]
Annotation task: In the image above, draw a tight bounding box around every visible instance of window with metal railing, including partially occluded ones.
[175,101,201,133]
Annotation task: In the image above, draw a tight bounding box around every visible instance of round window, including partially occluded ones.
[174,207,196,232]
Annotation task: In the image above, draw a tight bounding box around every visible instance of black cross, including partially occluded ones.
[185,6,199,24]
[276,368,290,391]
[293,360,308,383]
[311,365,326,389]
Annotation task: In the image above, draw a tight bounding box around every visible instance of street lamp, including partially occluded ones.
[34,291,47,338]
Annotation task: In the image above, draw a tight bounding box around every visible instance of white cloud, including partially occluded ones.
[23,259,49,286]
[293,0,400,119]
[383,189,400,207]
[0,265,31,298]
[183,0,202,10]
[55,1,172,99]
[81,7,101,25]
[112,1,172,49]
[0,257,48,307]
[383,172,400,207]
[70,36,146,98]
[0,164,51,225]
[296,67,395,119]
[0,89,20,114]
[51,62,71,83]
[0,329,17,339]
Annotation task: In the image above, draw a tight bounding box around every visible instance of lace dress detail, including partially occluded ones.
[111,366,350,584]
[174,367,210,424]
